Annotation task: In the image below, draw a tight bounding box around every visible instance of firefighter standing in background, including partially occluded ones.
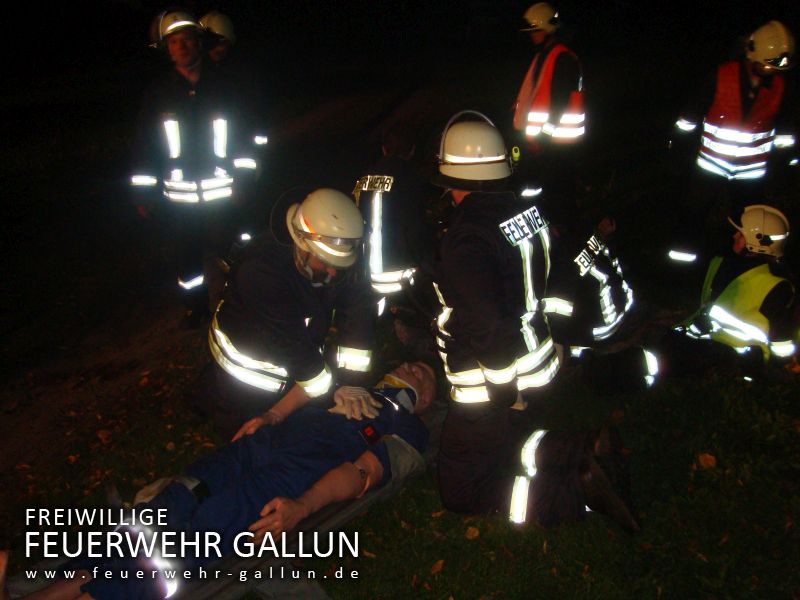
[431,111,560,515]
[208,188,377,440]
[130,10,259,328]
[670,21,796,262]
[512,1,585,223]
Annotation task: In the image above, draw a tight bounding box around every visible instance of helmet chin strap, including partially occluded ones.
[293,246,333,287]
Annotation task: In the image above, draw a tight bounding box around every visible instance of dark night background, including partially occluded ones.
[2,0,800,593]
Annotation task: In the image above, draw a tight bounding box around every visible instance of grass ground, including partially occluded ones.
[2,40,799,600]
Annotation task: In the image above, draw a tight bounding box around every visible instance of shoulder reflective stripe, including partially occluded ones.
[774,134,795,148]
[675,118,697,132]
[254,135,269,145]
[708,304,768,344]
[769,340,796,357]
[233,158,257,169]
[202,187,233,202]
[451,384,490,403]
[131,175,158,186]
[178,275,204,290]
[521,429,547,477]
[517,351,560,390]
[509,475,531,524]
[209,331,286,392]
[297,364,333,398]
[702,122,774,143]
[337,347,372,372]
[542,297,574,316]
[213,118,227,158]
[163,119,181,159]
[668,250,697,262]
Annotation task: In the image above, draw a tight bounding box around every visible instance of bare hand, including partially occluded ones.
[330,386,381,420]
[231,415,267,442]
[247,497,310,543]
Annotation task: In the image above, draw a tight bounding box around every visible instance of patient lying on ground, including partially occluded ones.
[4,362,435,600]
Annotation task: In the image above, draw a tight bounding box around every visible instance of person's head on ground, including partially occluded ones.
[385,362,437,414]
[729,204,789,259]
[286,188,365,286]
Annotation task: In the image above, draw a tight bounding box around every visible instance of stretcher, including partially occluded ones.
[8,427,438,600]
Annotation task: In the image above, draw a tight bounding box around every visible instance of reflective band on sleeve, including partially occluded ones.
[336,347,372,372]
[542,297,574,316]
[451,384,490,403]
[774,134,795,148]
[643,348,659,388]
[509,475,531,524]
[131,175,158,186]
[164,190,200,203]
[668,250,697,262]
[521,186,543,197]
[233,158,257,169]
[297,364,333,398]
[769,340,796,358]
[213,118,227,158]
[517,351,560,390]
[520,429,547,477]
[201,176,234,190]
[480,359,517,385]
[178,275,204,290]
[675,118,697,132]
[163,119,181,159]
[708,304,768,344]
[119,523,179,598]
[570,346,589,357]
[254,135,269,145]
[377,297,386,316]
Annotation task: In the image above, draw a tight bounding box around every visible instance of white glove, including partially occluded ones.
[330,386,381,420]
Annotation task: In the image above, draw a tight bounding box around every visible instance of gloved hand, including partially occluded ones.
[330,386,381,420]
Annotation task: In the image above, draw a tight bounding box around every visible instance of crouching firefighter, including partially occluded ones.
[663,204,797,378]
[208,188,377,439]
[429,111,561,514]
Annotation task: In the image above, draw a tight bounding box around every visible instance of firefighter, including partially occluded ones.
[666,204,797,375]
[208,188,377,440]
[131,10,259,328]
[512,2,585,226]
[430,111,561,515]
[670,21,796,262]
[199,10,236,64]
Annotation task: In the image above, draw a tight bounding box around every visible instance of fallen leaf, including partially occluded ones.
[431,510,445,518]
[582,564,590,578]
[542,540,548,554]
[97,430,112,444]
[139,377,149,387]
[697,453,717,469]
[362,549,376,558]
[411,574,417,589]
[696,552,708,563]
[431,559,444,575]
[466,526,480,540]
[165,442,176,452]
[423,582,432,591]
[401,520,411,530]
[15,463,30,471]
[67,455,79,464]
[718,534,729,546]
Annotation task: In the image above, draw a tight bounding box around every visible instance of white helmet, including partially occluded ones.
[286,189,365,268]
[433,111,511,190]
[200,10,236,45]
[729,204,790,258]
[747,21,795,71]
[521,3,559,34]
[149,10,201,48]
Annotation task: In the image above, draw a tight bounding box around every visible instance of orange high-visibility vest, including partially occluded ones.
[697,61,784,180]
[513,43,585,143]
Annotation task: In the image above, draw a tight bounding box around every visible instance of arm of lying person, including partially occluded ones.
[247,450,385,542]
[232,383,310,441]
